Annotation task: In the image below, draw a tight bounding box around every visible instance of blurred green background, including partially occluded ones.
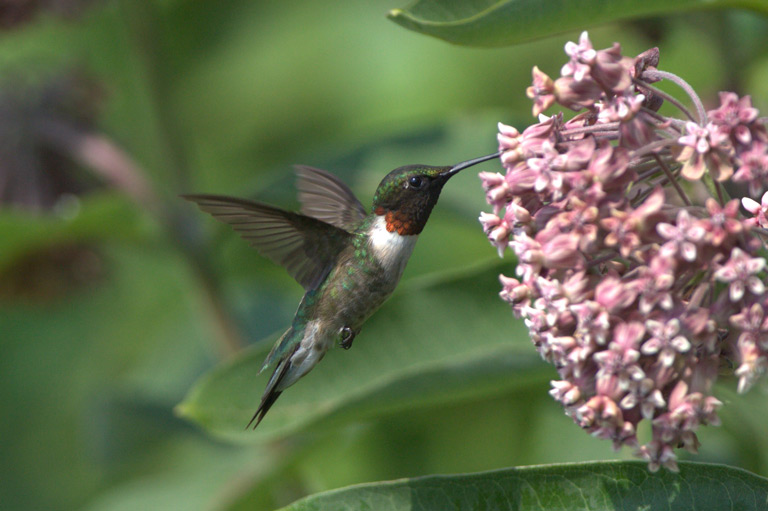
[1,2,768,510]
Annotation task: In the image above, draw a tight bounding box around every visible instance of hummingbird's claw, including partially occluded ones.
[340,327,356,350]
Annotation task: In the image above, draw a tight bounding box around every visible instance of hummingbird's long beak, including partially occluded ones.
[442,151,502,178]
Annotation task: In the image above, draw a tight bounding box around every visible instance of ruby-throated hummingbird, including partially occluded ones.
[183,151,500,428]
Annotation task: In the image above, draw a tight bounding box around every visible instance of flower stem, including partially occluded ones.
[640,108,686,133]
[639,71,707,125]
[634,77,696,123]
[629,138,678,160]
[653,154,691,206]
[561,122,620,138]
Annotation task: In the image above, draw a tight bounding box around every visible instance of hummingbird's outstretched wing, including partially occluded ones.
[183,194,352,290]
[294,165,367,232]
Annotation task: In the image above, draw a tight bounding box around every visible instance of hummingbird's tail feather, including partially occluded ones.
[245,342,299,429]
[248,389,283,429]
[247,354,293,429]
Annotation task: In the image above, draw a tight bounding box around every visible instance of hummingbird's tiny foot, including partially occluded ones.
[340,327,355,350]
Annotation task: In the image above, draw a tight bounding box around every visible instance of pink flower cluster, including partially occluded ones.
[480,32,768,471]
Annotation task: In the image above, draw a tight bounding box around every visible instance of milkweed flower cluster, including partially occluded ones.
[479,31,768,471]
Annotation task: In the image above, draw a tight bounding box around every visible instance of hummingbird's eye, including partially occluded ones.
[408,175,425,189]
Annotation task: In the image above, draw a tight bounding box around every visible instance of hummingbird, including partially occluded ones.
[183,151,500,428]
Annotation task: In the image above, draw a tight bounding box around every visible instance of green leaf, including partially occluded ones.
[82,438,265,511]
[177,260,548,442]
[0,193,152,273]
[280,461,768,511]
[387,0,768,47]
[0,243,218,510]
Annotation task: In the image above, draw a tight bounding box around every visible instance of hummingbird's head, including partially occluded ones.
[371,152,500,235]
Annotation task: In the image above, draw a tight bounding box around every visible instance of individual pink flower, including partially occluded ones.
[533,276,571,327]
[508,232,543,282]
[713,247,766,302]
[538,231,584,269]
[497,122,523,165]
[594,276,638,314]
[730,302,768,350]
[479,171,509,213]
[601,187,665,257]
[708,92,760,146]
[701,198,742,246]
[551,198,599,252]
[559,136,597,171]
[732,141,768,196]
[526,141,566,196]
[667,382,722,432]
[656,209,706,262]
[734,339,767,393]
[677,122,734,182]
[549,379,581,405]
[597,91,645,123]
[570,299,611,348]
[553,76,604,111]
[742,191,768,228]
[587,141,631,189]
[526,66,555,117]
[595,322,646,393]
[591,42,633,94]
[561,31,596,81]
[620,377,666,419]
[516,114,561,158]
[576,395,636,451]
[634,256,676,314]
[642,318,691,367]
[638,439,678,472]
[499,274,530,307]
[479,211,510,257]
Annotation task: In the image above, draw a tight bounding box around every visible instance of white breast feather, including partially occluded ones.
[369,215,417,276]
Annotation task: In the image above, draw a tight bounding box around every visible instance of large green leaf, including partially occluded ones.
[388,0,768,47]
[0,242,219,510]
[280,461,768,511]
[177,260,548,442]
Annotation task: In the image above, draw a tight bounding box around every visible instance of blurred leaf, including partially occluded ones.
[707,383,768,473]
[280,461,768,511]
[387,0,768,47]
[0,242,215,510]
[82,436,267,511]
[177,260,545,442]
[0,192,153,273]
